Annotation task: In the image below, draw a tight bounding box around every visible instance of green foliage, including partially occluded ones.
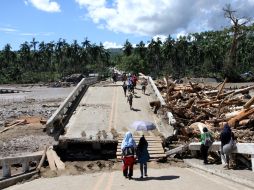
[0,38,111,83]
[2,23,254,83]
[115,24,254,81]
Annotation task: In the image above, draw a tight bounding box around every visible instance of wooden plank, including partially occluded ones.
[118,136,161,138]
[36,147,47,172]
[0,120,27,134]
[228,108,254,127]
[46,148,56,171]
[116,150,165,155]
[216,78,227,99]
[117,147,164,151]
[117,144,162,148]
[117,154,166,159]
[51,149,65,170]
[244,96,254,109]
[165,144,188,156]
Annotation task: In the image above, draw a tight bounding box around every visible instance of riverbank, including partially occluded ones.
[0,84,74,157]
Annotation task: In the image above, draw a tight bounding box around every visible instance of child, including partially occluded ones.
[127,93,133,110]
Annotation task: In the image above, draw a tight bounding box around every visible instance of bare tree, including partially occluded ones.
[223,4,251,67]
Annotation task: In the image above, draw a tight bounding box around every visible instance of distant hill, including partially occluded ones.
[108,48,123,56]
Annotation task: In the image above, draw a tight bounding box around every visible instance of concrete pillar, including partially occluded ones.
[190,150,198,157]
[22,161,30,173]
[2,161,11,178]
[251,154,254,172]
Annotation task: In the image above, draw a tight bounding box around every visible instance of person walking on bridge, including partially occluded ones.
[137,135,150,178]
[121,131,136,180]
[127,92,133,110]
[122,81,128,97]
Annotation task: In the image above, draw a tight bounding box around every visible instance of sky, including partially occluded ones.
[1,0,254,50]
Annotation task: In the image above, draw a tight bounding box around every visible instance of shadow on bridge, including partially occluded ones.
[134,175,180,181]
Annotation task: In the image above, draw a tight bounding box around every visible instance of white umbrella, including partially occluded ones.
[130,121,156,131]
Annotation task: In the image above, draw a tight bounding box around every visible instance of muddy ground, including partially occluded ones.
[0,84,74,158]
[39,158,187,178]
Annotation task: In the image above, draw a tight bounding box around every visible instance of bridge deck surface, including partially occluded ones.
[63,81,167,141]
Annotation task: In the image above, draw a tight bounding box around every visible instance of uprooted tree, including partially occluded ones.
[223,4,252,81]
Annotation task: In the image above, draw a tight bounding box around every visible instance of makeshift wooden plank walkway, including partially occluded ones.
[116,135,166,160]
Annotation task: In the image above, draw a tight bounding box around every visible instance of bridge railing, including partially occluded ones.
[46,77,98,132]
[0,151,43,178]
[147,76,166,106]
[189,142,254,171]
[0,151,44,189]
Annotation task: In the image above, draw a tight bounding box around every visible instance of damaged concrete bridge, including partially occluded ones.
[46,77,171,160]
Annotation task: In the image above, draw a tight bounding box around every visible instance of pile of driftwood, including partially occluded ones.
[155,78,254,143]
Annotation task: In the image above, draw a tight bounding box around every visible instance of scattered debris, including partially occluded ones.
[154,78,254,144]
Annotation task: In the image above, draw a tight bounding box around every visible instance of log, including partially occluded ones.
[189,82,202,99]
[228,108,254,127]
[239,119,250,126]
[0,120,27,133]
[243,96,254,109]
[36,146,48,172]
[232,85,254,96]
[51,149,65,170]
[215,81,224,89]
[199,100,221,107]
[168,91,182,101]
[216,78,227,99]
[166,144,189,156]
[225,110,241,120]
[46,147,56,171]
[185,98,195,108]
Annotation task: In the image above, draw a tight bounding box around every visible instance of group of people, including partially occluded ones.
[121,131,150,179]
[200,123,236,169]
[121,73,148,110]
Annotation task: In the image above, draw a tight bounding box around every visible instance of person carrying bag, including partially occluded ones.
[200,127,214,164]
[220,123,236,169]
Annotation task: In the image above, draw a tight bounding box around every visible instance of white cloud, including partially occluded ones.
[75,0,106,8]
[176,30,188,39]
[0,27,17,33]
[19,32,54,36]
[152,35,167,43]
[103,41,122,49]
[26,0,61,12]
[19,32,38,36]
[75,0,254,37]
